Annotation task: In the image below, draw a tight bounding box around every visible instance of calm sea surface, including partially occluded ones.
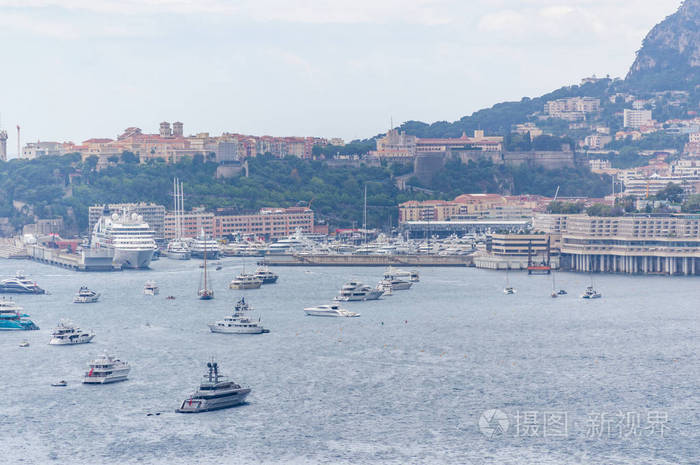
[0,258,697,464]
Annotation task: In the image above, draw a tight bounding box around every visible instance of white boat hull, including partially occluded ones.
[144,289,159,296]
[49,334,95,345]
[114,249,154,269]
[229,283,262,290]
[166,251,191,260]
[83,368,130,384]
[208,324,266,334]
[73,295,100,304]
[304,310,359,317]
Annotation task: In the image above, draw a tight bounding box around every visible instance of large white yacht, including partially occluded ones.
[83,353,130,384]
[189,233,220,259]
[334,281,383,301]
[91,211,156,269]
[384,267,419,283]
[73,286,100,303]
[378,278,412,291]
[266,229,311,254]
[229,273,262,290]
[0,271,45,294]
[49,321,95,345]
[0,298,39,330]
[176,361,251,413]
[304,304,360,317]
[208,298,269,334]
[166,240,191,260]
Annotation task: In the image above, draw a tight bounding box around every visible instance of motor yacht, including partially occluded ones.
[384,267,419,283]
[0,271,45,294]
[73,286,100,304]
[334,281,383,301]
[229,273,262,290]
[581,286,602,299]
[304,304,360,317]
[176,361,250,413]
[83,353,130,384]
[208,298,269,334]
[49,321,95,345]
[378,278,412,291]
[0,298,39,330]
[254,266,279,284]
[166,240,191,260]
[144,281,159,296]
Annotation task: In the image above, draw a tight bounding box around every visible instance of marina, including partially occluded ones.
[0,257,697,464]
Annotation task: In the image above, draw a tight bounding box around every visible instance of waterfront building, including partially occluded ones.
[89,203,166,241]
[398,194,540,224]
[163,207,315,241]
[534,213,700,275]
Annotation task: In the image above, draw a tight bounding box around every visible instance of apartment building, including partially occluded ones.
[623,109,653,129]
[544,97,600,121]
[372,130,503,161]
[164,207,315,240]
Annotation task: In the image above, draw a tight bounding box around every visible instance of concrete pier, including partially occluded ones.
[259,254,474,267]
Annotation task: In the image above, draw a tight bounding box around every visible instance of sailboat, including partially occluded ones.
[581,275,601,299]
[198,230,214,300]
[551,272,567,298]
[503,269,516,295]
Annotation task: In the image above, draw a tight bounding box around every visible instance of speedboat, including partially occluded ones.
[229,273,262,290]
[254,266,278,284]
[51,380,67,387]
[19,340,29,347]
[0,272,45,294]
[0,298,39,331]
[83,353,130,384]
[73,286,100,303]
[581,286,602,299]
[304,304,360,317]
[176,361,251,413]
[334,281,383,301]
[49,321,95,345]
[208,298,269,334]
[144,281,159,296]
[504,287,516,295]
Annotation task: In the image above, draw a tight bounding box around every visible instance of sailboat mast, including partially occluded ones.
[363,184,367,245]
[203,233,207,290]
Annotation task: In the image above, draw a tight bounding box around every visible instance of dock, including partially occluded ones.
[23,244,118,271]
[258,254,474,267]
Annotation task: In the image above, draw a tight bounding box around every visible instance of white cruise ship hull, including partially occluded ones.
[114,249,154,269]
[49,334,95,345]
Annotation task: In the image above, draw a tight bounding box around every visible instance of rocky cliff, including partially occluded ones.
[627,0,700,90]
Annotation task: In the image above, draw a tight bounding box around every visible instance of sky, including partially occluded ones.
[0,0,683,156]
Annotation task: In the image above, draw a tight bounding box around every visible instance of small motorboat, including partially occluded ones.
[19,340,30,347]
[51,380,67,387]
[216,265,223,271]
[166,295,176,300]
[503,287,516,295]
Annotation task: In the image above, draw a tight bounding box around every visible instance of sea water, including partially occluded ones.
[0,259,697,464]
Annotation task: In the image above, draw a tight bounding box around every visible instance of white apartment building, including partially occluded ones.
[623,109,653,129]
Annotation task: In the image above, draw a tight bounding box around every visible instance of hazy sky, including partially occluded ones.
[0,0,682,156]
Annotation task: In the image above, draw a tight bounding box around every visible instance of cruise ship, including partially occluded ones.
[0,298,39,330]
[176,361,251,413]
[83,353,130,384]
[91,211,156,269]
[0,272,45,294]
